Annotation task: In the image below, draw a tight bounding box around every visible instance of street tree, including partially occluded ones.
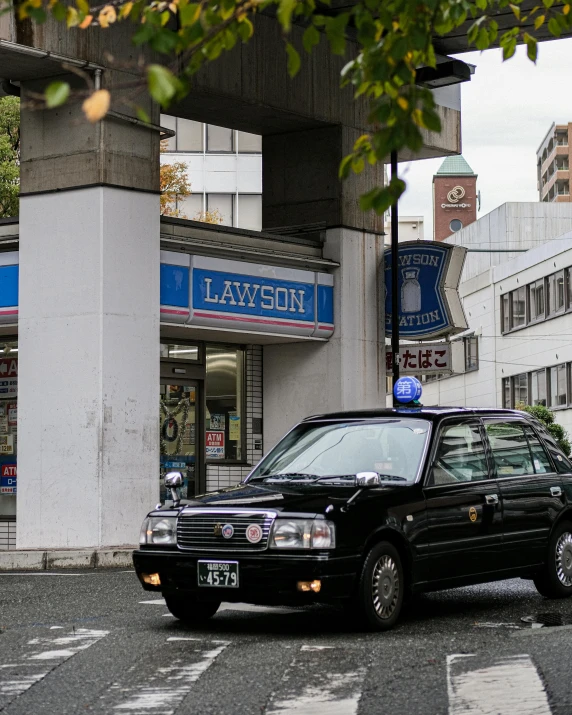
[519,403,572,456]
[12,0,572,213]
[160,140,192,217]
[0,97,19,218]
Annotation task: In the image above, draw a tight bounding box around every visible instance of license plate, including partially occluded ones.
[197,560,239,588]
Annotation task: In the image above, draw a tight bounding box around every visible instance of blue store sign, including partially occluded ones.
[0,251,335,340]
[384,241,467,340]
[160,253,335,339]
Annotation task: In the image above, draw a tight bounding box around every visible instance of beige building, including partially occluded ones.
[537,123,572,203]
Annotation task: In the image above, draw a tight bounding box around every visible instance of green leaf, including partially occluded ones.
[509,3,520,19]
[237,18,254,41]
[339,154,353,179]
[147,64,178,106]
[277,0,296,32]
[325,13,349,55]
[548,15,561,34]
[303,24,320,53]
[285,42,301,77]
[524,33,537,60]
[136,106,151,124]
[45,81,70,109]
[421,109,441,133]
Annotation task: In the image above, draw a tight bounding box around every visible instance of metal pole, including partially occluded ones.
[391,150,400,406]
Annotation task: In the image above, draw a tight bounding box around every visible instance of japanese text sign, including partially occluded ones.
[386,343,451,375]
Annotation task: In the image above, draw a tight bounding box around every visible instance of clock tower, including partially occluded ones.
[433,155,477,242]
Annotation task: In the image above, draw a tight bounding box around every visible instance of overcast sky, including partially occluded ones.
[398,37,572,238]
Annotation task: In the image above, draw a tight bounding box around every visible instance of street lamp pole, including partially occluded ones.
[391,149,400,406]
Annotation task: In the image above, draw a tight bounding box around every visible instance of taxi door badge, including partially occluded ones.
[469,507,477,523]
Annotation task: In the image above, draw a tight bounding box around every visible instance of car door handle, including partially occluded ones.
[551,486,563,497]
[485,494,499,505]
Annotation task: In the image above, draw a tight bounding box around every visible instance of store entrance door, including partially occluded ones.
[159,379,203,501]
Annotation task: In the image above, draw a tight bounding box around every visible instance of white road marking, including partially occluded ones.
[139,599,166,605]
[447,654,552,715]
[218,603,301,614]
[0,628,109,708]
[266,645,366,715]
[108,639,230,713]
[0,573,99,577]
[49,626,64,630]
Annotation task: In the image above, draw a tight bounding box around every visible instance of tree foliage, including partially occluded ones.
[13,0,572,213]
[0,97,20,218]
[519,403,572,457]
[160,140,192,216]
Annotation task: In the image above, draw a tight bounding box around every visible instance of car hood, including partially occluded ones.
[179,480,406,516]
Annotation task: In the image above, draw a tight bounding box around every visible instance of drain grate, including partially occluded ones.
[521,612,568,628]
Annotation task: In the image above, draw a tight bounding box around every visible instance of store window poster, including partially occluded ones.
[206,430,225,459]
[210,414,225,430]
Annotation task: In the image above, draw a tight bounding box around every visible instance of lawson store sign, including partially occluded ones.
[0,251,334,338]
[160,253,334,338]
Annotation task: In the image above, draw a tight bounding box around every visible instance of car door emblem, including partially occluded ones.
[469,507,477,522]
[214,523,223,536]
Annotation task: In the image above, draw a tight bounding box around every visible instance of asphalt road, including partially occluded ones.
[1,570,572,714]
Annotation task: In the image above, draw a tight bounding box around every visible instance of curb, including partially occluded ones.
[0,548,135,571]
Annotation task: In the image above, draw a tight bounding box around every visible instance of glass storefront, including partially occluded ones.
[160,342,245,501]
[0,339,17,549]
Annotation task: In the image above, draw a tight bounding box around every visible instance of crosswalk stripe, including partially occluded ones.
[447,653,552,715]
[266,644,366,715]
[103,638,230,714]
[0,628,109,709]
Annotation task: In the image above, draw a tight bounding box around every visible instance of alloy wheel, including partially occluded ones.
[555,531,572,587]
[371,554,400,619]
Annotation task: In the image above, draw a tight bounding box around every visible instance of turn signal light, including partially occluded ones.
[142,572,161,586]
[297,579,321,593]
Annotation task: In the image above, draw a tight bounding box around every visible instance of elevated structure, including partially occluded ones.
[0,12,470,551]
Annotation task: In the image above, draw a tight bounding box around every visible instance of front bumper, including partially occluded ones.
[133,549,360,605]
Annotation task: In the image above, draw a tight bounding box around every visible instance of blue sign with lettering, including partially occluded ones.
[0,265,18,308]
[393,376,422,404]
[193,268,315,323]
[160,264,190,308]
[385,244,451,339]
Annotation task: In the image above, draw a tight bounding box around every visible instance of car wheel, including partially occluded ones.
[533,521,572,599]
[165,596,221,623]
[352,541,404,631]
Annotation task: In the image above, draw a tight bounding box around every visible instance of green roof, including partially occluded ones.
[435,155,476,176]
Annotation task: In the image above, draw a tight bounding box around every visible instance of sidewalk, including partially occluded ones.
[0,548,135,570]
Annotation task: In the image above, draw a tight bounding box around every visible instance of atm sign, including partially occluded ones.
[0,463,16,493]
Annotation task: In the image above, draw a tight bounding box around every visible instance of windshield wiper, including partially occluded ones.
[375,474,408,482]
[250,473,318,483]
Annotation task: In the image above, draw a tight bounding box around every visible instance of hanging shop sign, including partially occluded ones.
[160,252,334,339]
[385,342,451,375]
[384,241,467,341]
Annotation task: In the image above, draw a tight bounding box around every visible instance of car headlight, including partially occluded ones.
[139,516,177,546]
[269,519,335,549]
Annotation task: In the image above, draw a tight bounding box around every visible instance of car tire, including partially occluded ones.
[351,541,405,631]
[533,521,572,599]
[165,596,221,623]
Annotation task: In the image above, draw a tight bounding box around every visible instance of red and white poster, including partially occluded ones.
[206,430,225,459]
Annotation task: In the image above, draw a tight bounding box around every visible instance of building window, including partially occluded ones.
[512,373,529,407]
[206,346,244,461]
[502,293,510,334]
[548,270,565,315]
[207,194,234,226]
[531,369,547,406]
[464,336,478,371]
[176,118,203,152]
[510,287,526,328]
[529,278,545,322]
[550,364,567,407]
[502,377,511,408]
[178,194,204,221]
[237,131,262,153]
[207,124,234,152]
[237,195,262,231]
[449,219,463,232]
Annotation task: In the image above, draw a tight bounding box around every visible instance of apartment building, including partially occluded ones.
[160,115,263,231]
[537,123,572,203]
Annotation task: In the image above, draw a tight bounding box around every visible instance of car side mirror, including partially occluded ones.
[355,472,381,487]
[165,471,183,507]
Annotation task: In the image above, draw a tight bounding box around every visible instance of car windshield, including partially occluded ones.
[247,419,431,484]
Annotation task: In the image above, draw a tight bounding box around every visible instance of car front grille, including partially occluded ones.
[177,510,276,552]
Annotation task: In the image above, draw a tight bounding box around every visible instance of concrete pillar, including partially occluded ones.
[262,126,386,449]
[17,76,160,548]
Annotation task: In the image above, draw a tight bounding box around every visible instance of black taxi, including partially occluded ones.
[133,407,572,630]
